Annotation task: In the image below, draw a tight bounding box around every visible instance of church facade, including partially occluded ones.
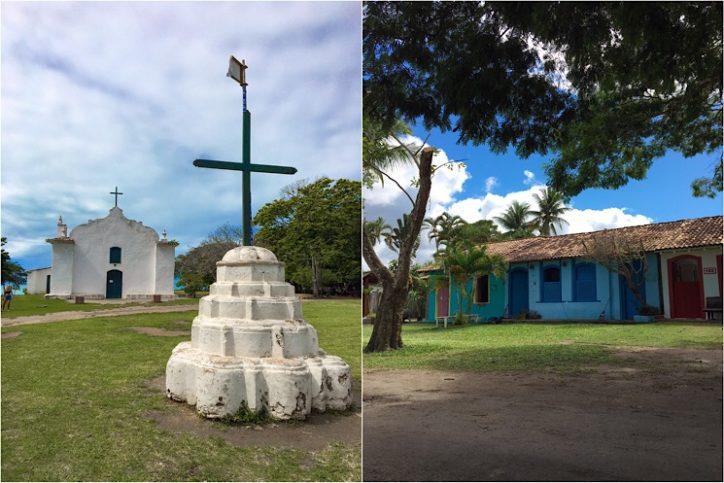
[44,207,177,300]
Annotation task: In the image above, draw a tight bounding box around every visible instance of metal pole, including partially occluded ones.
[242,108,252,246]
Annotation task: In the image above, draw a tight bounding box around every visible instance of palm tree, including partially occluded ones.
[494,201,534,239]
[383,214,421,258]
[424,212,467,257]
[364,217,390,245]
[530,188,570,236]
[443,245,507,322]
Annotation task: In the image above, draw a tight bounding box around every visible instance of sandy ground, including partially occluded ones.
[363,348,723,482]
[144,375,361,451]
[1,304,197,327]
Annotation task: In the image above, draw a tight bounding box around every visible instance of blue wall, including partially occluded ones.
[504,255,661,321]
[425,253,663,322]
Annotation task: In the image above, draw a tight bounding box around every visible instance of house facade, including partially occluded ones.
[422,216,722,322]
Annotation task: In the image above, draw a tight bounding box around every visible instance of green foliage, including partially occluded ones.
[382,214,420,258]
[175,241,237,297]
[494,201,535,239]
[253,178,361,297]
[219,400,270,425]
[1,237,26,287]
[362,116,415,189]
[365,2,722,198]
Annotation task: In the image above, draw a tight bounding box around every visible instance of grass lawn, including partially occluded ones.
[1,299,360,481]
[364,321,723,373]
[1,293,200,319]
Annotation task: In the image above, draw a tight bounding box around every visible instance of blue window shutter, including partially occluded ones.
[574,263,596,301]
[542,265,561,302]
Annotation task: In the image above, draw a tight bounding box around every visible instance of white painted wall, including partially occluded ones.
[155,243,176,296]
[48,241,74,297]
[26,267,51,294]
[45,207,175,299]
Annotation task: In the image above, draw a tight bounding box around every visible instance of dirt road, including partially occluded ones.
[363,348,723,481]
[1,304,198,327]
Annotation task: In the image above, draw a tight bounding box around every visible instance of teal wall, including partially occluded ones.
[424,270,506,322]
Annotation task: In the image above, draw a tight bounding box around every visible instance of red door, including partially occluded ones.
[668,255,704,318]
[436,284,449,317]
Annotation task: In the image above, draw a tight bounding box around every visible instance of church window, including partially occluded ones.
[109,246,122,264]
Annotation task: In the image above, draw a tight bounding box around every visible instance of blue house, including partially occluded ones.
[421,216,723,322]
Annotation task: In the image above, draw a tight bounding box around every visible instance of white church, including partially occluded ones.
[26,192,177,300]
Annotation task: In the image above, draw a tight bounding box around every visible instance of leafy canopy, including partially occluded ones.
[364,1,722,197]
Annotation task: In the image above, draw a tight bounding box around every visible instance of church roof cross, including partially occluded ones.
[110,186,124,207]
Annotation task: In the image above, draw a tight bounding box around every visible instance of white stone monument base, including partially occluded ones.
[165,246,353,421]
[166,342,352,420]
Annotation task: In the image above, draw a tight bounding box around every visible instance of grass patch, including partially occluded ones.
[1,299,360,481]
[364,321,722,373]
[2,293,199,319]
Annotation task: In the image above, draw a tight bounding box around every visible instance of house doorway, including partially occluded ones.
[620,260,646,320]
[106,270,123,299]
[668,255,703,318]
[509,268,529,318]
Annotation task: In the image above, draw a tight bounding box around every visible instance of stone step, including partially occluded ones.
[190,318,319,358]
[198,295,301,320]
[209,281,295,298]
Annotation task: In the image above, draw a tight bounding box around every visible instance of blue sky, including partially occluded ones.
[364,123,722,265]
[1,1,361,271]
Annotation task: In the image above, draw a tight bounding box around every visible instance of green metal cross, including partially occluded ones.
[193,60,296,246]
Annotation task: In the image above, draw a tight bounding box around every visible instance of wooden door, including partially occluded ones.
[668,256,703,318]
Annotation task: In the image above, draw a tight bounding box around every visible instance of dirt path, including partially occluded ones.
[145,375,361,451]
[363,348,723,482]
[1,304,198,327]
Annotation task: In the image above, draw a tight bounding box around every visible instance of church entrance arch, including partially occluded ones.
[106,270,123,299]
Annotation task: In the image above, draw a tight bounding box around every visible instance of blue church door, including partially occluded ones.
[106,270,123,299]
[509,268,529,317]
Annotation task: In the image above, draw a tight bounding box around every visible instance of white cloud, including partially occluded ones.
[484,176,498,193]
[523,170,537,185]
[1,2,361,269]
[364,147,654,266]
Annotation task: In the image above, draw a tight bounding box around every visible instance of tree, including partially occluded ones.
[582,232,648,309]
[459,219,502,245]
[175,241,236,297]
[365,2,722,198]
[442,245,506,323]
[254,178,361,297]
[424,212,467,256]
[494,201,535,239]
[530,188,570,236]
[383,214,421,258]
[1,238,26,287]
[363,125,435,351]
[205,223,243,245]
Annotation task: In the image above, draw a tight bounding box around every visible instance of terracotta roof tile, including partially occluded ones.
[418,216,722,270]
[484,216,723,263]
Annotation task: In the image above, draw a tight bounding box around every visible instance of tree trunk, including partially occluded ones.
[364,148,434,352]
[311,255,321,298]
